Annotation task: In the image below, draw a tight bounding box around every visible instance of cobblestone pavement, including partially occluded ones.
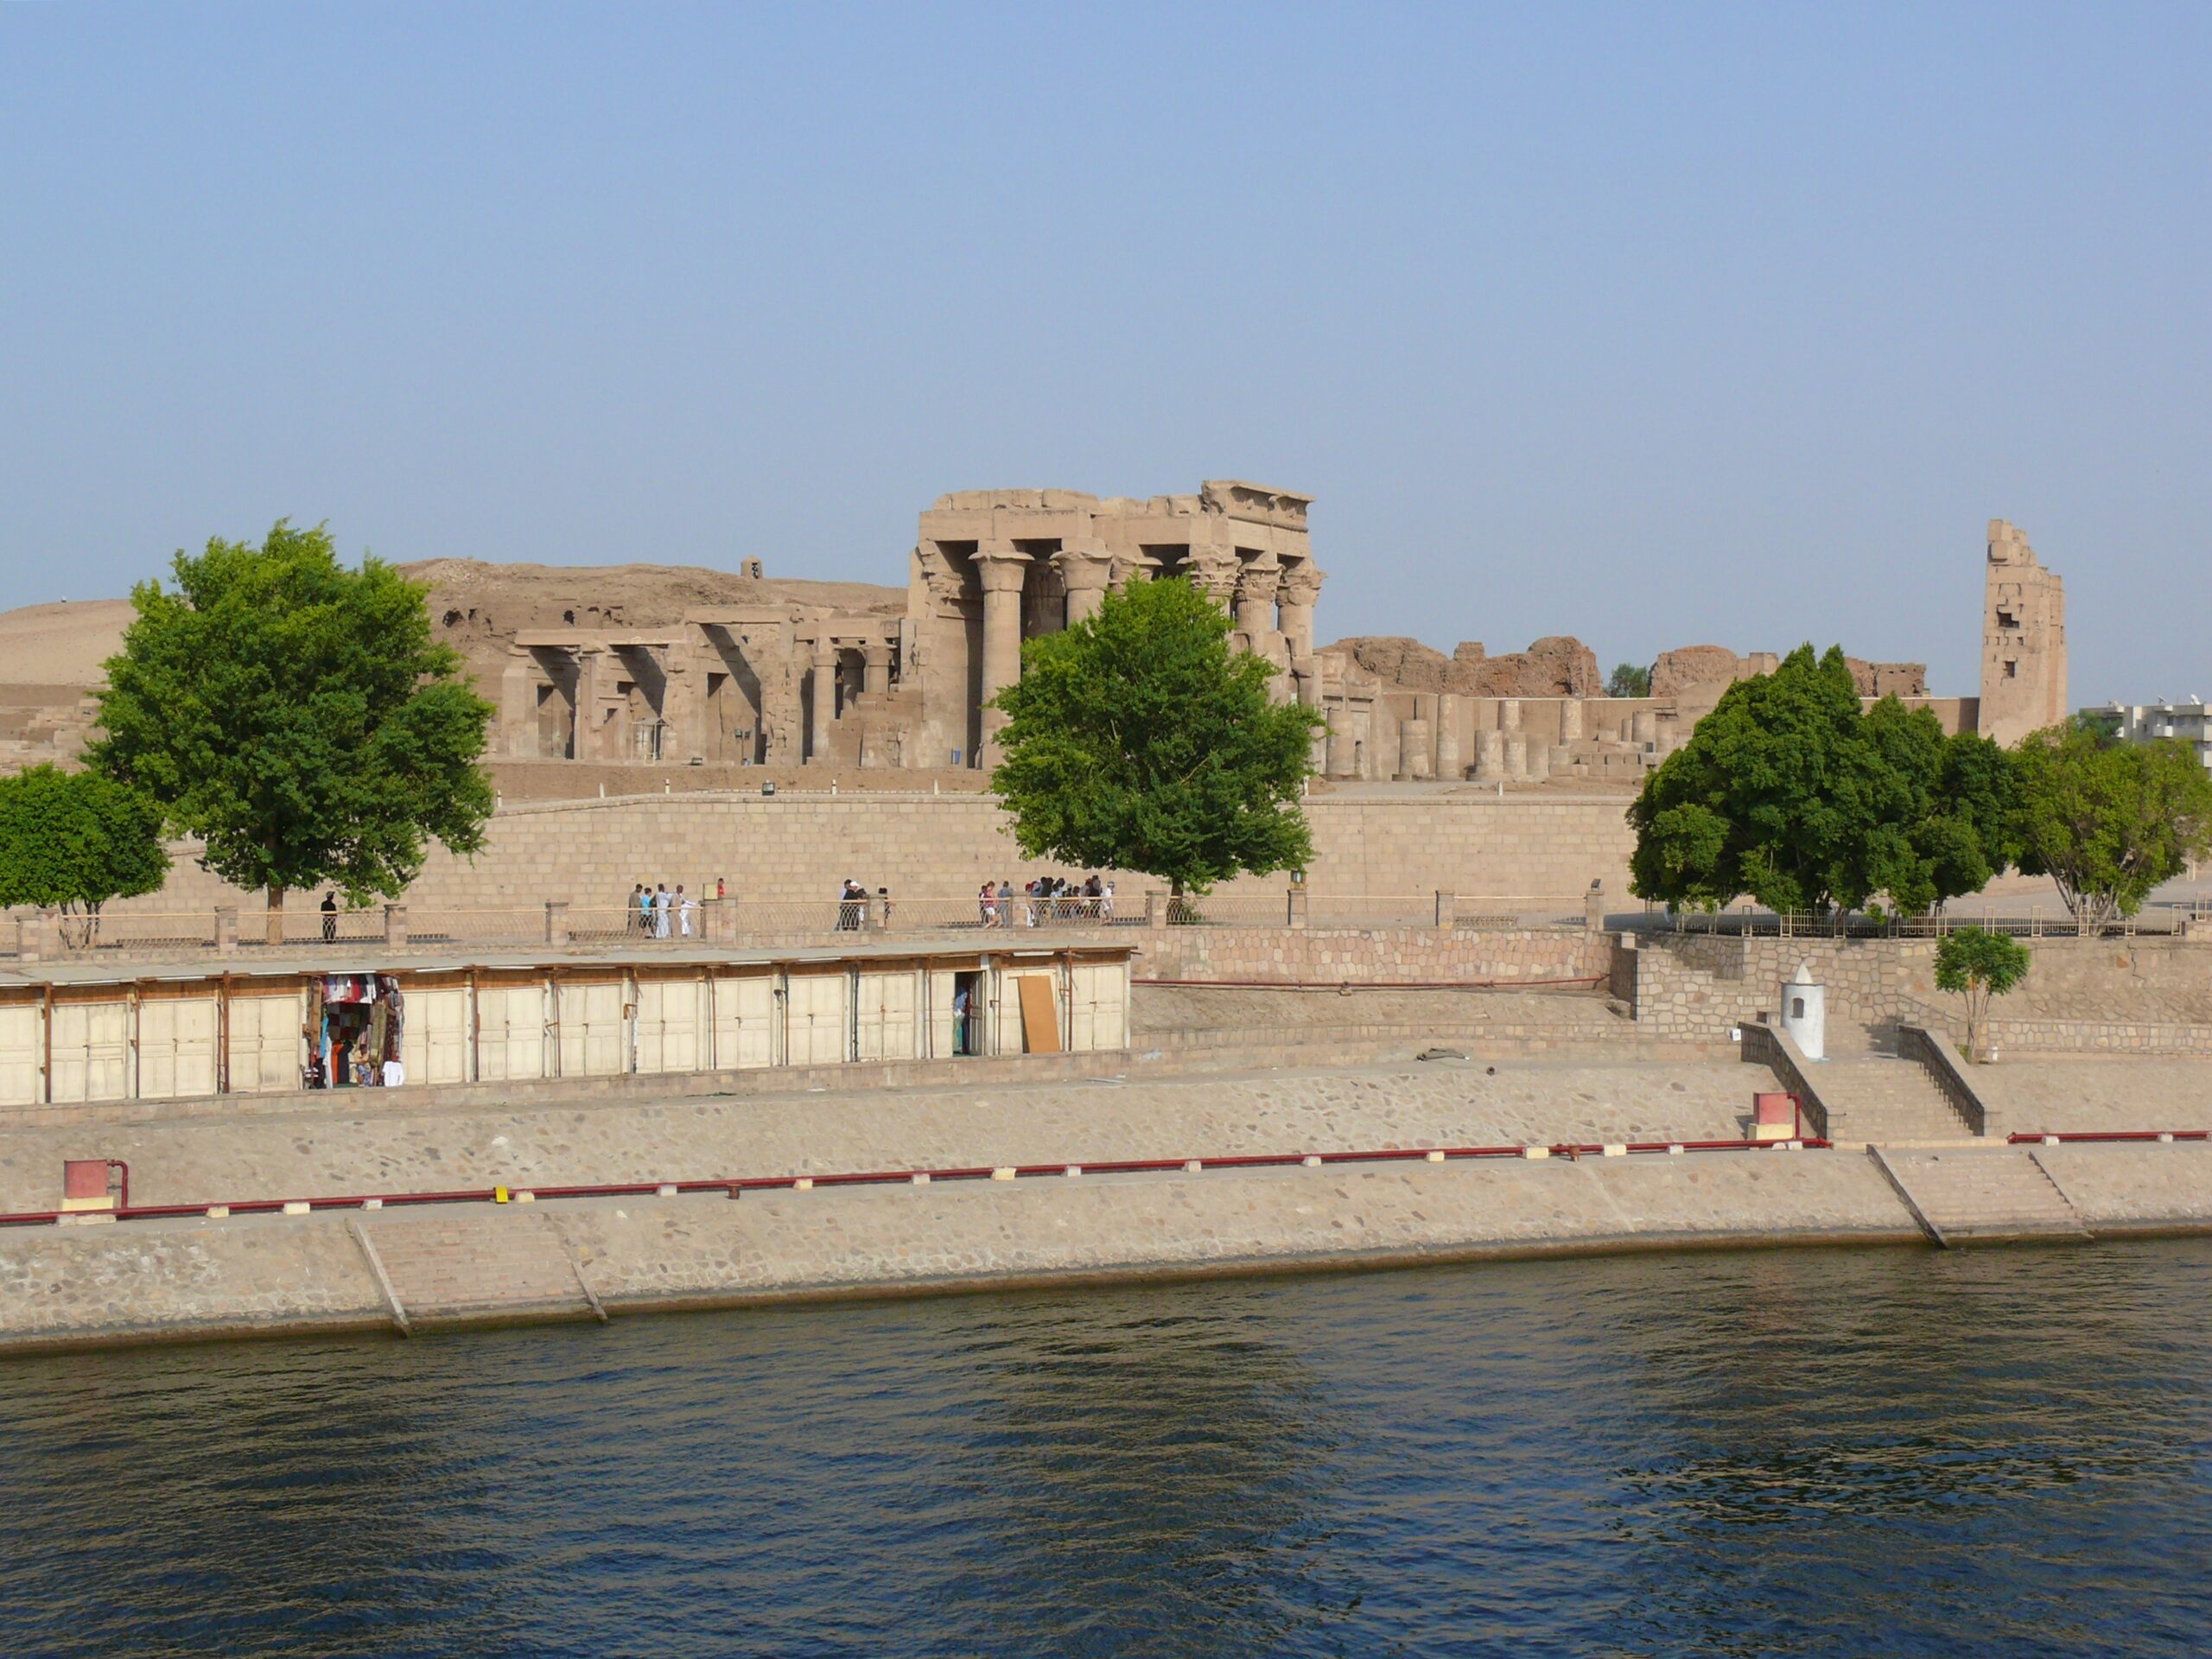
[0,1058,1762,1213]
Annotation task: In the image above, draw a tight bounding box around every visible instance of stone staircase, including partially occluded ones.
[353,1210,600,1331]
[1872,1147,2089,1245]
[1811,1053,1974,1144]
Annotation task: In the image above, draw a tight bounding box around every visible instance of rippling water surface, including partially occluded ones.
[5,1241,2211,1657]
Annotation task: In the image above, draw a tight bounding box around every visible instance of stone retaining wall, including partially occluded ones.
[95,791,1637,916]
[1138,926,1611,986]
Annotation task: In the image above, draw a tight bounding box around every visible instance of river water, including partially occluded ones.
[4,1240,2209,1657]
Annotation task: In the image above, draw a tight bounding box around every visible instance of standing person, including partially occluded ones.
[997,879,1014,925]
[836,879,864,931]
[320,891,338,943]
[979,879,997,929]
[635,883,652,936]
[654,883,671,939]
[1101,877,1116,921]
[677,885,697,938]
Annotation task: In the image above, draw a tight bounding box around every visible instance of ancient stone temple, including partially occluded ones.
[487,480,1325,772]
[907,481,1323,766]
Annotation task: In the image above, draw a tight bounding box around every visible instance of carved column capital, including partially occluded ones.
[972,543,1033,595]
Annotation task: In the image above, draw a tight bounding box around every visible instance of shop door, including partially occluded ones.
[477,983,548,1082]
[401,988,470,1085]
[635,979,702,1075]
[559,981,628,1077]
[710,976,776,1069]
[228,994,304,1093]
[50,1001,130,1103]
[855,970,918,1062]
[785,973,850,1067]
[138,997,219,1099]
[0,1005,41,1105]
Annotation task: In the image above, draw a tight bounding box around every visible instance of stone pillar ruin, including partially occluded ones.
[1631,710,1657,751]
[1400,719,1433,780]
[1499,698,1522,734]
[1435,693,1463,779]
[1235,561,1281,644]
[1559,699,1584,743]
[1526,740,1551,782]
[1325,707,1355,779]
[1475,729,1506,780]
[861,640,892,696]
[1503,734,1529,778]
[974,543,1033,766]
[808,639,838,763]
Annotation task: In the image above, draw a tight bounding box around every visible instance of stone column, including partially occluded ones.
[1277,563,1324,662]
[1053,543,1115,626]
[1234,560,1281,644]
[1499,698,1522,734]
[808,638,838,764]
[1185,544,1241,612]
[861,639,892,696]
[1503,734,1529,778]
[1559,698,1585,743]
[1325,705,1355,779]
[1631,709,1658,751]
[1475,729,1506,780]
[1294,660,1326,772]
[1527,741,1551,782]
[974,543,1032,766]
[1400,720,1433,779]
[1435,693,1463,779]
[499,652,538,758]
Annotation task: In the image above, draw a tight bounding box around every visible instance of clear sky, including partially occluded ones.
[3,3,2205,703]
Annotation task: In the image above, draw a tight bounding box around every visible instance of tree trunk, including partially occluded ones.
[266,885,284,948]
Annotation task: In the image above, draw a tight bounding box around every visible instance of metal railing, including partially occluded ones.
[1640,899,2198,940]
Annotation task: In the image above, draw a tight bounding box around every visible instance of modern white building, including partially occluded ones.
[2107,699,2212,772]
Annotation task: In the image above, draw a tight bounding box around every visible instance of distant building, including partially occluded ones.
[1979,518,2068,747]
[2104,699,2212,772]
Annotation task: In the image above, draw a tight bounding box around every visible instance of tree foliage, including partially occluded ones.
[1606,662,1652,698]
[1934,926,2031,1059]
[2012,724,2212,931]
[87,522,494,930]
[1629,645,2016,916]
[0,765,169,943]
[989,575,1323,894]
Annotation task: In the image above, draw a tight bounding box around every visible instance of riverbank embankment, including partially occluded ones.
[5,1139,2212,1355]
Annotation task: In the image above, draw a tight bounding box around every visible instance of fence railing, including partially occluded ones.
[1640,900,2201,940]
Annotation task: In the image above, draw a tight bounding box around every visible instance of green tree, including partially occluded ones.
[2011,723,2212,932]
[1606,662,1652,698]
[1934,926,2031,1060]
[1629,645,2014,917]
[87,521,495,943]
[989,575,1323,896]
[0,765,169,946]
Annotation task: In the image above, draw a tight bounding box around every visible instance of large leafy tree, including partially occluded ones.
[88,521,494,942]
[0,765,169,946]
[989,575,1323,895]
[2012,723,2212,932]
[1630,645,2014,916]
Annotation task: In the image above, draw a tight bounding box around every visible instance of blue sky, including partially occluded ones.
[2,3,2205,702]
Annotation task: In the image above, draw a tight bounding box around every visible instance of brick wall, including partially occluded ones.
[113,791,1639,915]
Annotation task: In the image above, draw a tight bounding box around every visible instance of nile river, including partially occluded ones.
[4,1241,2209,1656]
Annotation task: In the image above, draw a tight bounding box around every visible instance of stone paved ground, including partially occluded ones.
[0,1058,1763,1213]
[1133,985,1620,1035]
[1968,1058,2212,1134]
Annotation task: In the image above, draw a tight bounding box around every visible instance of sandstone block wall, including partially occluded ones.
[111,792,1639,916]
[1626,932,2212,1052]
[1139,926,1611,986]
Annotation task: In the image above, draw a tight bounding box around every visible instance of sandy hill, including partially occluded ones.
[0,599,136,685]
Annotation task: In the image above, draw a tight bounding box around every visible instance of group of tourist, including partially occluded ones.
[630,880,721,939]
[977,873,1113,928]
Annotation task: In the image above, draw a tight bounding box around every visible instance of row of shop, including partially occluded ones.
[0,944,1135,1108]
